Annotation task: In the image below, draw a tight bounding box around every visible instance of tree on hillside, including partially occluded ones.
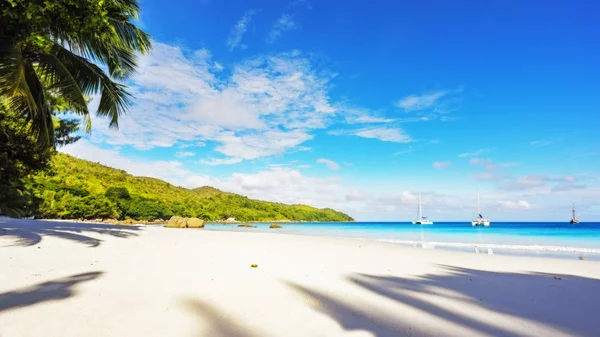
[0,0,151,145]
[0,103,79,216]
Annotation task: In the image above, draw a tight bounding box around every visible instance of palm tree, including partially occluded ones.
[0,0,151,145]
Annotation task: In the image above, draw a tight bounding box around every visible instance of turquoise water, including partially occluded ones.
[204,222,600,260]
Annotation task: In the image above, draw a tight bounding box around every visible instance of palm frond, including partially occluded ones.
[55,0,151,80]
[1,0,152,144]
[0,38,27,99]
[22,62,53,145]
[68,36,147,80]
[106,17,152,55]
[49,42,132,128]
[36,53,89,116]
[0,39,55,144]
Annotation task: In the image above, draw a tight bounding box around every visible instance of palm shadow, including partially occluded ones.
[286,281,408,336]
[0,271,103,313]
[354,265,600,336]
[288,265,600,336]
[182,298,263,337]
[0,217,141,247]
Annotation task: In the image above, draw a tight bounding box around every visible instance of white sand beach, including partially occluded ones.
[1,218,600,337]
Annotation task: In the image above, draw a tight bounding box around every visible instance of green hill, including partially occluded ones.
[29,153,354,222]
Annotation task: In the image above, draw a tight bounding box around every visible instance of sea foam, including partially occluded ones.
[374,239,600,254]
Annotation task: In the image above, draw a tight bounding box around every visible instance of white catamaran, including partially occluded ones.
[472,186,490,227]
[413,192,433,225]
[570,204,579,224]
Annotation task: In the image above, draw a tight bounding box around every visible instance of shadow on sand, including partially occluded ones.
[0,271,103,313]
[0,217,141,247]
[287,265,600,336]
[182,299,263,337]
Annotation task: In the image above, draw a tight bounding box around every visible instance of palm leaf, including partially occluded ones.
[55,1,151,81]
[0,38,27,100]
[1,0,151,144]
[22,62,53,145]
[49,42,132,128]
[36,53,89,116]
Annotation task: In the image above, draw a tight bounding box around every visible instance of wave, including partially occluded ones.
[373,239,600,254]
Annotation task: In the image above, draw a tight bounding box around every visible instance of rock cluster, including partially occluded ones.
[269,223,283,229]
[165,216,205,228]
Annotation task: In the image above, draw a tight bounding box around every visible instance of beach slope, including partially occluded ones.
[1,217,600,337]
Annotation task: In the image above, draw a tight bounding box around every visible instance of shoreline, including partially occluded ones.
[34,218,354,225]
[203,228,600,260]
[27,218,600,259]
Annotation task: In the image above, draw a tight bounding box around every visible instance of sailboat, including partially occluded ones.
[570,204,579,224]
[413,192,433,225]
[472,186,490,227]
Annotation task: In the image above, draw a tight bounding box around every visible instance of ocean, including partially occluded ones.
[204,222,600,260]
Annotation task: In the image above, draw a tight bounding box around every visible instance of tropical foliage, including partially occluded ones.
[1,0,149,217]
[0,101,79,217]
[30,154,354,222]
[0,0,151,144]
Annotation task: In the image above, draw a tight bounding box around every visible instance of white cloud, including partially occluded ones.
[375,191,449,213]
[201,157,243,166]
[213,130,312,161]
[227,10,258,51]
[355,127,412,143]
[498,174,582,192]
[459,148,495,158]
[213,62,224,72]
[392,89,463,126]
[317,158,340,170]
[267,14,296,43]
[469,157,522,185]
[188,89,265,129]
[561,175,576,183]
[84,41,414,163]
[469,158,497,170]
[396,91,448,111]
[345,189,367,201]
[471,172,508,181]
[498,175,547,191]
[530,140,552,146]
[498,200,532,210]
[343,107,395,124]
[394,147,414,156]
[552,184,587,192]
[176,151,196,158]
[350,115,394,123]
[225,168,357,211]
[178,142,206,149]
[86,42,362,163]
[432,161,452,169]
[61,140,190,183]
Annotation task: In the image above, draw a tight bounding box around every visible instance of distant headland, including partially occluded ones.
[27,153,354,223]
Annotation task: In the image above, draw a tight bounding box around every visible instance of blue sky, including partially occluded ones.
[63,0,600,221]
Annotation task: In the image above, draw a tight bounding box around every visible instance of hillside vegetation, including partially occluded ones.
[29,153,353,222]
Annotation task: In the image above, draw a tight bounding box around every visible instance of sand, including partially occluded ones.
[1,217,600,337]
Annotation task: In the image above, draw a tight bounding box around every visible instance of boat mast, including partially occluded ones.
[572,204,576,220]
[477,185,480,217]
[418,192,422,220]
